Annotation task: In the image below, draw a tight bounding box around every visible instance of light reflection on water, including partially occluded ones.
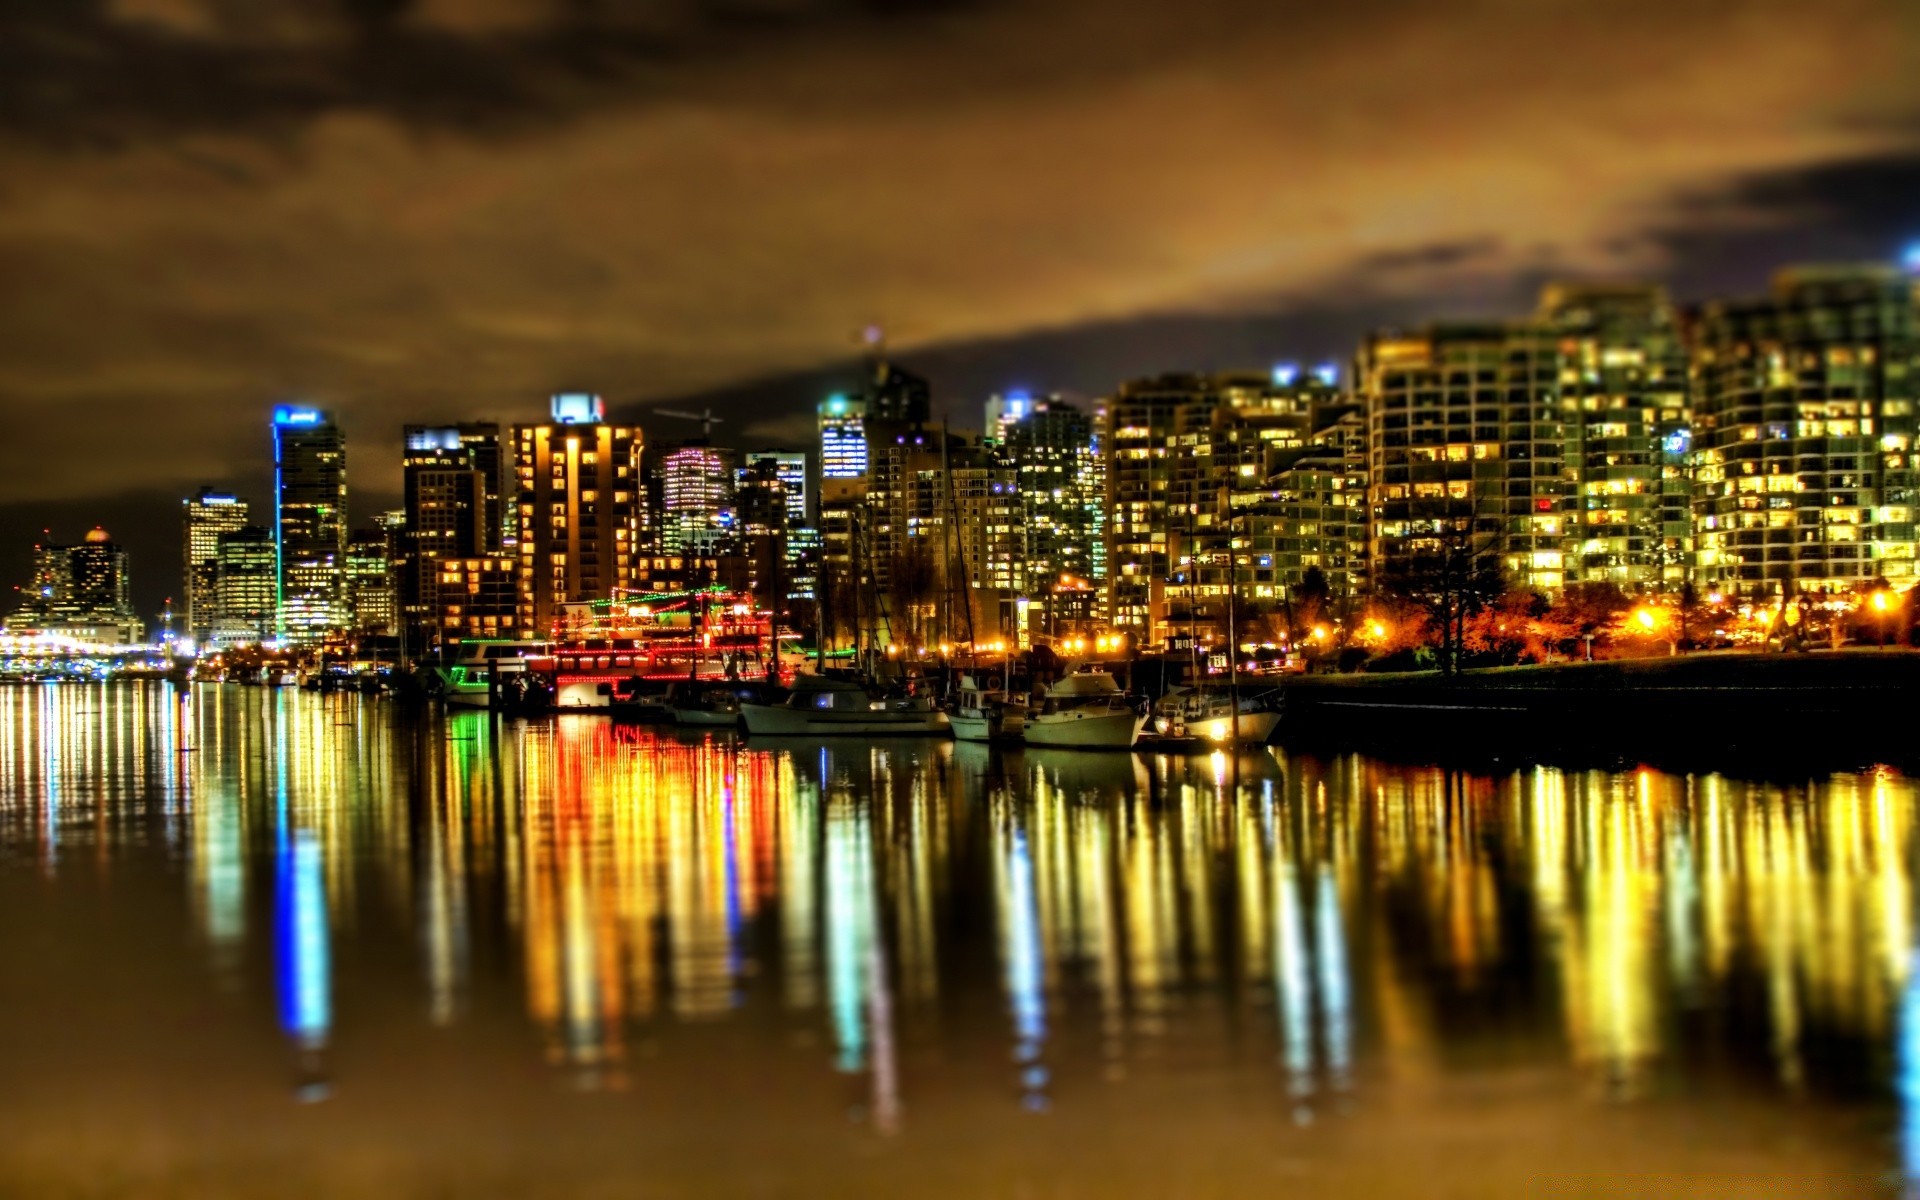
[1,682,1917,1190]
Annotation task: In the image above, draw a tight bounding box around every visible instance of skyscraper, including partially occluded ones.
[401,423,503,649]
[819,394,868,482]
[1693,266,1918,593]
[273,406,348,644]
[659,444,734,554]
[182,489,249,641]
[212,525,277,647]
[513,394,643,638]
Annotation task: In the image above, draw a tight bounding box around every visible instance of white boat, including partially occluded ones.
[948,674,1028,743]
[1022,668,1146,750]
[1152,685,1283,744]
[433,640,548,709]
[741,674,949,737]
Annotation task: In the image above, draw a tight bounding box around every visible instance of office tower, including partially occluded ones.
[182,488,249,640]
[212,526,277,646]
[1360,325,1568,593]
[401,424,503,649]
[512,393,644,638]
[22,540,74,618]
[659,444,734,554]
[1693,266,1918,592]
[984,390,1040,444]
[1540,285,1692,591]
[273,406,348,644]
[68,528,134,626]
[819,394,868,482]
[344,528,395,634]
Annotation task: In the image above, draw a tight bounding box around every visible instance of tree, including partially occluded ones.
[1378,485,1509,675]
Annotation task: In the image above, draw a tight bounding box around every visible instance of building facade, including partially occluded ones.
[182,488,249,641]
[1692,266,1918,592]
[212,525,277,646]
[513,394,644,638]
[273,406,348,644]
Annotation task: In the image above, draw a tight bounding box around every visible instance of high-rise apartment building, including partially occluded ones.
[1693,266,1918,591]
[1104,372,1341,638]
[401,423,504,649]
[513,394,643,638]
[1234,410,1369,603]
[1360,325,1568,593]
[182,488,249,641]
[273,406,348,643]
[1542,285,1692,591]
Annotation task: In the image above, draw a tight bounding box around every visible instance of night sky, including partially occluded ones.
[3,0,1919,618]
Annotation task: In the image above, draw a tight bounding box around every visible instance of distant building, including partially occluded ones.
[658,444,734,555]
[345,528,396,634]
[513,394,643,638]
[743,450,809,526]
[1693,266,1918,592]
[212,525,276,646]
[819,394,868,482]
[273,406,348,644]
[402,423,504,651]
[182,488,249,641]
[11,527,143,642]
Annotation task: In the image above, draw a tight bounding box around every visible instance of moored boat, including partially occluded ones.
[670,680,773,728]
[432,640,549,709]
[741,673,948,737]
[1022,668,1145,750]
[948,673,1028,743]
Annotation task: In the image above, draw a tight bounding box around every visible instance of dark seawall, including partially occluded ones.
[1272,651,1920,773]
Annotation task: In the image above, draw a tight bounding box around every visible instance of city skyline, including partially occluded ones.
[10,247,1920,628]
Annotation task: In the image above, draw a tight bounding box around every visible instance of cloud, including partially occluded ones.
[1,0,1919,534]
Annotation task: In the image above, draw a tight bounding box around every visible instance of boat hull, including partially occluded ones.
[741,703,948,737]
[673,708,741,728]
[443,686,491,710]
[1023,708,1145,749]
[1237,710,1281,744]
